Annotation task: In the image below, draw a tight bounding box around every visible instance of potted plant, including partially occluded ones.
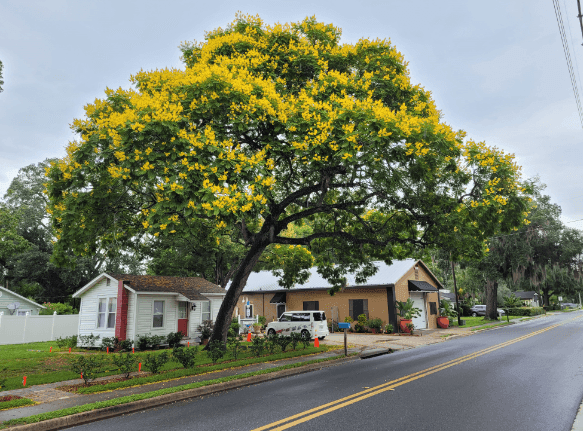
[384,323,394,334]
[397,299,421,333]
[252,322,262,334]
[367,318,383,334]
[438,299,456,328]
[198,320,213,345]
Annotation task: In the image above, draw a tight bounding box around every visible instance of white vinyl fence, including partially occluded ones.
[0,313,79,345]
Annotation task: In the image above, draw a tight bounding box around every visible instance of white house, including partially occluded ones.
[0,286,45,316]
[72,273,226,345]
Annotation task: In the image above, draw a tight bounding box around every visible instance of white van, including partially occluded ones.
[265,311,329,340]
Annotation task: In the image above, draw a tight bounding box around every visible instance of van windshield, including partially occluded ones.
[313,312,326,321]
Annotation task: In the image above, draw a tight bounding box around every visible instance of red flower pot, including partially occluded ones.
[437,316,449,329]
[399,319,412,333]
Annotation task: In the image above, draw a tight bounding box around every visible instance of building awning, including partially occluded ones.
[408,280,439,292]
[270,292,286,304]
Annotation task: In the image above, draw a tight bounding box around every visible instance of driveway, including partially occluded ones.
[322,326,473,351]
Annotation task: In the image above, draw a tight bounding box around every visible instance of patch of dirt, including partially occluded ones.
[0,395,23,402]
[57,376,133,393]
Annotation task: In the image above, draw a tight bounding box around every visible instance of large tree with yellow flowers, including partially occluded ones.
[46,15,531,343]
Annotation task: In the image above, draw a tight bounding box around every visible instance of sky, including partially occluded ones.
[1,0,583,228]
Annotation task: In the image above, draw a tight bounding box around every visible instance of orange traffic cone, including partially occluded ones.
[314,337,319,348]
[246,332,252,342]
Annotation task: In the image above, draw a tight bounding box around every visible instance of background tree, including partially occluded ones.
[46,15,530,343]
[2,160,143,302]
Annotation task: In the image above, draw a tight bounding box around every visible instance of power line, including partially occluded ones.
[553,0,583,129]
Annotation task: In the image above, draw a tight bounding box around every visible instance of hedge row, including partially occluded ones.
[504,307,545,316]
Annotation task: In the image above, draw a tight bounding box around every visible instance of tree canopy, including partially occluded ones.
[46,15,530,342]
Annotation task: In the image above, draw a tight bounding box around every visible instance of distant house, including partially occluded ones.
[0,286,45,316]
[72,274,226,346]
[234,259,443,331]
[514,291,540,307]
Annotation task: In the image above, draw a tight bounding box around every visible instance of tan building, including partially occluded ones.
[234,259,443,331]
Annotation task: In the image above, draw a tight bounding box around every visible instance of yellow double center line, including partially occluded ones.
[253,315,583,431]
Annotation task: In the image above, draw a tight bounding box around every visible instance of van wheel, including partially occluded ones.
[471,312,477,317]
[301,330,310,340]
[268,329,275,336]
[318,336,325,340]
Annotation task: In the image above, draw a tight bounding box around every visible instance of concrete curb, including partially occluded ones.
[5,356,358,430]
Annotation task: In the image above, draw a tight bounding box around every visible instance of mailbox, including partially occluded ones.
[338,322,351,329]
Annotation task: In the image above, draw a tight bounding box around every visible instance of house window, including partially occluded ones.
[106,278,110,286]
[429,302,437,315]
[202,301,211,321]
[107,298,116,328]
[303,301,319,311]
[153,301,164,328]
[349,299,368,321]
[97,297,117,328]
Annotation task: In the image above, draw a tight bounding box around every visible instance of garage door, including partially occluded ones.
[409,293,427,329]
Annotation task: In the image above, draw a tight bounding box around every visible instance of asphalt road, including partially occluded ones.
[71,311,583,431]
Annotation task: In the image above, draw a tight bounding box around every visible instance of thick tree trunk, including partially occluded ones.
[485,279,498,320]
[209,242,267,345]
[542,284,550,307]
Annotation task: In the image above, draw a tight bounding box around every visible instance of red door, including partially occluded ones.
[178,302,188,336]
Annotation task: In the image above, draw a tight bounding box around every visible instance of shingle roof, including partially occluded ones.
[514,291,538,300]
[109,274,225,301]
[238,259,420,292]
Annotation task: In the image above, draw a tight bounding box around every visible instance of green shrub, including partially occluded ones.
[172,346,198,368]
[384,323,394,334]
[111,353,137,378]
[206,340,225,364]
[258,315,267,328]
[290,332,302,350]
[198,320,213,340]
[265,333,279,354]
[78,333,100,348]
[406,322,415,334]
[228,321,241,338]
[344,316,354,324]
[357,314,368,327]
[39,302,77,315]
[278,335,291,352]
[227,334,245,360]
[0,367,7,390]
[55,335,78,349]
[68,355,104,384]
[150,335,166,349]
[504,307,545,316]
[250,336,265,356]
[167,332,184,348]
[101,337,118,351]
[118,340,133,352]
[503,294,523,308]
[367,318,383,330]
[143,352,169,374]
[136,334,151,351]
[300,332,311,349]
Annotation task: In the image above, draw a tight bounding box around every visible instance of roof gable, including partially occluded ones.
[0,286,46,309]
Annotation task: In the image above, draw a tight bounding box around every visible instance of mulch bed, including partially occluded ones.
[57,376,134,393]
[0,395,23,402]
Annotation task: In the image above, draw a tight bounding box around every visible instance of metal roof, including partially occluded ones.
[239,259,418,292]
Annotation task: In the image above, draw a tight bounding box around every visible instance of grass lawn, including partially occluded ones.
[0,340,334,392]
[449,316,522,328]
